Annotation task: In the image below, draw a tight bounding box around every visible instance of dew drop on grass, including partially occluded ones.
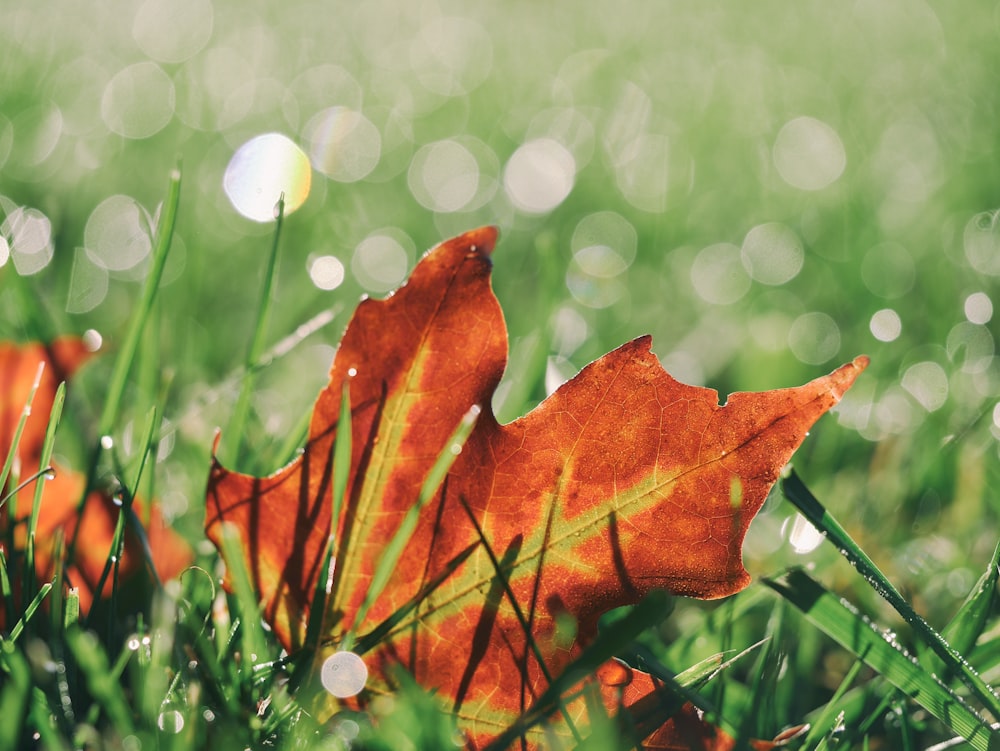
[321,651,368,698]
[100,435,114,450]
[126,636,141,651]
[157,709,184,734]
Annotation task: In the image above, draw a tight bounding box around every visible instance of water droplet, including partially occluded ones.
[321,651,368,698]
[100,435,114,450]
[157,709,185,734]
[347,367,358,378]
[126,636,141,651]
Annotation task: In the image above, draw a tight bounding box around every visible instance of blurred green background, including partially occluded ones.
[2,1,1000,624]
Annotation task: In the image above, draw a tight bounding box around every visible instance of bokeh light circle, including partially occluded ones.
[2,206,54,275]
[321,651,368,698]
[352,229,413,293]
[504,138,575,214]
[964,211,1000,276]
[870,309,902,342]
[740,222,804,285]
[304,107,381,182]
[308,255,345,291]
[224,133,311,222]
[408,140,479,213]
[901,361,949,412]
[571,211,637,274]
[788,312,841,364]
[133,0,214,63]
[690,243,750,305]
[773,116,846,191]
[101,62,176,139]
[965,292,993,324]
[84,195,153,271]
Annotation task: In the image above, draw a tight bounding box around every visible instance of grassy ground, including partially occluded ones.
[2,1,1000,748]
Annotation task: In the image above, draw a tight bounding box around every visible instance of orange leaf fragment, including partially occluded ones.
[0,338,191,621]
[206,227,866,748]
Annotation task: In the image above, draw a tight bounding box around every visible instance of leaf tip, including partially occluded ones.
[852,354,870,371]
[454,225,499,256]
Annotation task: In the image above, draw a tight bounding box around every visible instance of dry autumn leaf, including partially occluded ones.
[0,338,191,622]
[205,227,866,748]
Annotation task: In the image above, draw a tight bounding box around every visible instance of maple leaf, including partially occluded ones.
[205,227,866,748]
[0,338,191,621]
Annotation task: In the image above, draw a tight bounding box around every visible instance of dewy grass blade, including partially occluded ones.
[0,361,44,503]
[782,469,1000,720]
[227,193,286,467]
[765,568,1000,751]
[88,407,158,624]
[218,522,268,678]
[71,167,180,557]
[25,381,65,601]
[340,403,480,652]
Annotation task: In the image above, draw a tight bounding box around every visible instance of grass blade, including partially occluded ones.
[65,627,135,735]
[482,589,677,751]
[0,641,31,748]
[932,538,1000,678]
[340,404,481,652]
[0,360,45,499]
[782,469,1000,720]
[302,380,352,655]
[765,568,1000,751]
[70,166,181,559]
[8,582,53,642]
[226,194,285,468]
[25,381,65,603]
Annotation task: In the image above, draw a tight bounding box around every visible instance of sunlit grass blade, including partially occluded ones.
[94,168,180,442]
[25,381,65,602]
[8,581,53,642]
[0,360,44,500]
[88,406,158,621]
[765,568,1000,751]
[0,549,11,628]
[226,194,285,468]
[304,381,353,653]
[354,541,479,655]
[782,468,1000,720]
[71,166,180,558]
[217,522,269,680]
[340,403,480,652]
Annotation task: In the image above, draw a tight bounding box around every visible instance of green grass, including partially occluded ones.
[3,2,1000,748]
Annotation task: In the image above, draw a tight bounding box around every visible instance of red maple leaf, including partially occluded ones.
[206,227,866,748]
[0,338,191,622]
